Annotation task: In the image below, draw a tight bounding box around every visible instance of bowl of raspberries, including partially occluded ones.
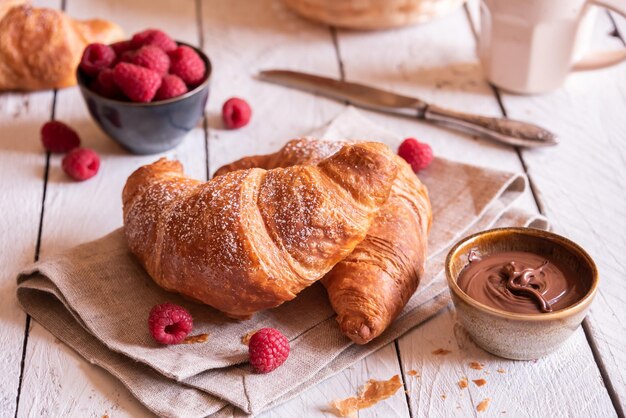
[76,29,211,155]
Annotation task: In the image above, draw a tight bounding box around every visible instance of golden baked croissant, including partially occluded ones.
[215,139,432,343]
[0,5,124,91]
[123,142,398,319]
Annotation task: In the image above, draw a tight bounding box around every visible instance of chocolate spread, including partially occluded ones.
[457,250,585,314]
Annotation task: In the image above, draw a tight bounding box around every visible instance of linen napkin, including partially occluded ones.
[17,107,548,417]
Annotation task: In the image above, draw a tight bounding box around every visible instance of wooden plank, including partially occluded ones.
[0,90,51,417]
[201,1,408,416]
[495,9,626,414]
[201,0,344,175]
[333,5,537,214]
[398,307,617,417]
[16,0,203,416]
[333,8,528,173]
[260,343,410,418]
[0,1,62,415]
[335,5,616,417]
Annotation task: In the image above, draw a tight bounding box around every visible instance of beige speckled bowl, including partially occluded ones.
[445,227,598,360]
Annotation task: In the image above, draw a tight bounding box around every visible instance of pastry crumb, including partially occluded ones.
[472,378,487,387]
[432,348,452,355]
[241,330,258,345]
[497,368,506,374]
[477,398,491,412]
[469,361,484,370]
[330,375,402,417]
[407,369,420,377]
[458,377,468,389]
[441,394,447,400]
[181,333,209,344]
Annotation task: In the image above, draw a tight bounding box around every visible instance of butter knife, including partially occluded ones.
[258,70,557,148]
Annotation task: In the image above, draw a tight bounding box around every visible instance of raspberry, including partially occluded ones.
[124,46,170,75]
[62,148,100,181]
[155,75,188,101]
[131,29,177,52]
[118,50,135,63]
[222,97,252,129]
[113,62,162,103]
[168,46,206,86]
[41,121,81,153]
[148,303,193,345]
[91,68,123,99]
[398,138,433,173]
[248,328,290,373]
[80,43,116,77]
[110,40,133,58]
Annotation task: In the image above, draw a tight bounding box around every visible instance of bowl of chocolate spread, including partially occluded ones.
[445,227,598,360]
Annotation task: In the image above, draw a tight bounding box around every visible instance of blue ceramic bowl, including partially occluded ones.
[77,42,211,155]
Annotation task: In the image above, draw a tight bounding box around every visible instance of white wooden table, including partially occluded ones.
[1,1,625,417]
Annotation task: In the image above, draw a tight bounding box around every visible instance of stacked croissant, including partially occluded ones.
[123,139,432,344]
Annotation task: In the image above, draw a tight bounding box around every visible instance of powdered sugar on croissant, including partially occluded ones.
[122,142,398,319]
[215,138,432,343]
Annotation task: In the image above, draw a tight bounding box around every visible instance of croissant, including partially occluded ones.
[0,5,124,91]
[123,142,398,319]
[215,138,432,343]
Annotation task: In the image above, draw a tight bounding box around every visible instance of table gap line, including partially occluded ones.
[330,27,346,82]
[394,340,415,418]
[463,3,624,416]
[463,1,479,41]
[195,0,210,180]
[195,0,206,50]
[512,148,545,214]
[13,315,30,418]
[608,10,626,46]
[202,114,210,180]
[583,318,626,418]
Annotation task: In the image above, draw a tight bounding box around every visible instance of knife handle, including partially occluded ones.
[423,104,558,148]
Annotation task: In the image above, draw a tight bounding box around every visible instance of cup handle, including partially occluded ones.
[573,0,626,71]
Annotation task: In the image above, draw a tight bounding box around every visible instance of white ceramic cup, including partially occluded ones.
[479,0,626,94]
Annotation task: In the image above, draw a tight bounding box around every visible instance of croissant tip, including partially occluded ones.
[340,317,374,345]
[357,323,372,340]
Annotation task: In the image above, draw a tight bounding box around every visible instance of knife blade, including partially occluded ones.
[258,70,558,148]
